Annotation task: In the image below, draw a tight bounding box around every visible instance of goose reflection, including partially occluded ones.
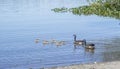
[85,48,95,54]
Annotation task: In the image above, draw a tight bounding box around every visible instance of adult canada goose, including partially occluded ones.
[73,34,84,45]
[83,39,95,49]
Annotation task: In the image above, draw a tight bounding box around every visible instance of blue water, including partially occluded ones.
[0,0,120,69]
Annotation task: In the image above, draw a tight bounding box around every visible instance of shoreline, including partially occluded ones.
[45,61,120,69]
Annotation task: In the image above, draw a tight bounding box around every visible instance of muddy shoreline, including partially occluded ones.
[45,61,120,69]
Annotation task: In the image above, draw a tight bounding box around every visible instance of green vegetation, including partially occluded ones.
[52,7,69,13]
[51,0,120,19]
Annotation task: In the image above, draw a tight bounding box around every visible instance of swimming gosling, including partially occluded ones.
[55,41,66,46]
[42,40,49,44]
[35,38,40,43]
[51,39,57,44]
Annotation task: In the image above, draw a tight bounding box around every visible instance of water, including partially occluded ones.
[0,0,120,69]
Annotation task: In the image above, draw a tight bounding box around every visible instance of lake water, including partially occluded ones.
[0,0,120,69]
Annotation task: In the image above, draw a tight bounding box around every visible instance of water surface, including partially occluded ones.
[0,0,120,69]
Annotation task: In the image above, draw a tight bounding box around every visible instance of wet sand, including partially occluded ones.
[45,61,120,69]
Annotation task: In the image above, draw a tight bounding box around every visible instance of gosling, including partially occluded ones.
[35,38,40,43]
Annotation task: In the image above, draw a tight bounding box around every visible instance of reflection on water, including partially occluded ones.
[0,0,120,69]
[85,48,95,54]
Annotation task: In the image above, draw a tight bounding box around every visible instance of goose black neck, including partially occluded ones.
[73,35,76,41]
